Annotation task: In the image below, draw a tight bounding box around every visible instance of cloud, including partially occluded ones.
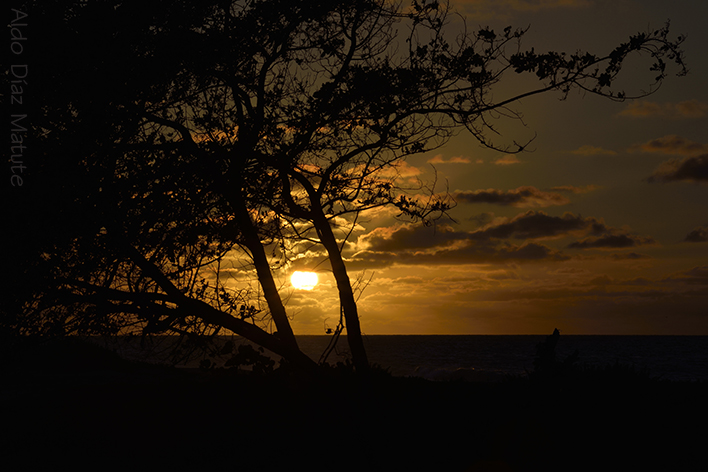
[358,209,653,255]
[550,185,601,194]
[663,266,708,286]
[611,252,652,261]
[618,100,708,119]
[676,100,708,118]
[471,211,609,241]
[681,266,708,284]
[427,154,472,164]
[354,213,582,266]
[453,186,569,208]
[684,226,708,243]
[469,212,495,227]
[389,276,427,285]
[358,223,462,252]
[630,135,708,156]
[375,160,422,178]
[618,101,663,117]
[571,145,617,156]
[493,155,521,165]
[646,154,708,183]
[567,234,657,250]
[491,242,566,261]
[354,210,655,266]
[350,240,568,267]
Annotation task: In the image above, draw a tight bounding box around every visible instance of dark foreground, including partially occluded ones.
[2,339,706,471]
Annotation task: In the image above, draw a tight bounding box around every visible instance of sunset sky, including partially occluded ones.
[244,0,708,335]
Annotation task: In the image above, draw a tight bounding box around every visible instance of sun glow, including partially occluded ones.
[291,271,318,290]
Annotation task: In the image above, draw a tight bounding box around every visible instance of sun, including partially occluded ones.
[291,271,318,290]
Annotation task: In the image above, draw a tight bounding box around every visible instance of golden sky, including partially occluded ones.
[234,0,708,334]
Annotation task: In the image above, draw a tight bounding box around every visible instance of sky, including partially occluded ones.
[258,0,708,335]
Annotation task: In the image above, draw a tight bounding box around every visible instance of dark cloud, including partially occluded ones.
[468,212,495,227]
[361,211,613,253]
[589,275,613,285]
[454,186,569,208]
[495,243,566,261]
[410,240,568,264]
[343,250,400,269]
[359,224,463,251]
[349,240,568,267]
[631,135,708,156]
[471,211,608,240]
[663,266,708,286]
[611,252,652,261]
[568,234,656,250]
[681,266,708,284]
[647,154,708,183]
[618,277,653,286]
[355,210,655,266]
[684,226,708,243]
[355,212,586,266]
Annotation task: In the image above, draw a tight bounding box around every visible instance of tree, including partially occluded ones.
[5,0,686,373]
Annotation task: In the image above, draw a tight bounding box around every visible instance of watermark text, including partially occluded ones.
[9,8,28,187]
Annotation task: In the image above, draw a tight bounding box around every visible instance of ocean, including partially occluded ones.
[303,335,708,382]
[109,334,708,382]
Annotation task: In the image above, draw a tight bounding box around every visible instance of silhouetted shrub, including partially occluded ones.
[530,328,579,381]
[529,328,655,385]
[221,344,276,375]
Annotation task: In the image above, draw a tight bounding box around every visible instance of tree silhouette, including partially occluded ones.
[5,0,686,373]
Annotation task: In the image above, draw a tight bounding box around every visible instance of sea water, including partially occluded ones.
[299,335,708,382]
[104,335,708,382]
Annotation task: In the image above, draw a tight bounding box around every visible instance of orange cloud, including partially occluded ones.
[571,145,617,156]
[493,154,521,165]
[676,100,708,118]
[618,101,663,117]
[618,100,708,119]
[374,160,423,178]
[427,154,472,164]
[550,185,601,194]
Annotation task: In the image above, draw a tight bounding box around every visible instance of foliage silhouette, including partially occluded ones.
[529,329,656,386]
[531,328,580,379]
[4,0,687,374]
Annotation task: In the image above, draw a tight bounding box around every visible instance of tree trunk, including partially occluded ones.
[122,237,318,373]
[313,211,370,374]
[186,298,320,375]
[228,188,299,353]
